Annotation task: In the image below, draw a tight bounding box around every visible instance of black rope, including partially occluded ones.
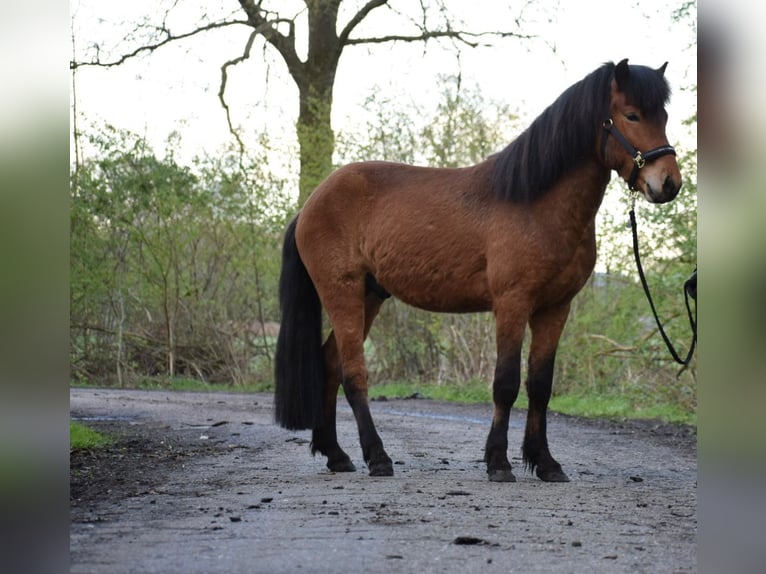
[629,208,697,372]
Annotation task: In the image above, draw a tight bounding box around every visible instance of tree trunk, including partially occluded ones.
[295,1,341,204]
[297,80,335,205]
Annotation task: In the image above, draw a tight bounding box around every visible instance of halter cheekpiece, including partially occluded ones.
[601,118,676,191]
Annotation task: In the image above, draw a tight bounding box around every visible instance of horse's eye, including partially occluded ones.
[626,112,640,122]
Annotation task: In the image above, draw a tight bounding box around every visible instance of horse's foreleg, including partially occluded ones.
[485,313,526,482]
[523,303,571,482]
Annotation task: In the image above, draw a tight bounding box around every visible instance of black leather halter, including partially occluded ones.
[601,119,676,191]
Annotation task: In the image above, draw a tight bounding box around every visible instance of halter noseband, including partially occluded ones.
[601,119,676,191]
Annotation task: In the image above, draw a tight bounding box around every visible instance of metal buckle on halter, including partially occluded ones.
[633,151,646,169]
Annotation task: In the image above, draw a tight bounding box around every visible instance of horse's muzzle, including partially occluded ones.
[645,173,682,203]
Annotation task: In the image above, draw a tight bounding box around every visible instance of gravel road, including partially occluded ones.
[70,388,696,573]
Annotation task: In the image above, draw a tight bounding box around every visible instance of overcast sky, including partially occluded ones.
[69,0,697,166]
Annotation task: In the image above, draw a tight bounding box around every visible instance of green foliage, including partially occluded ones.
[70,422,113,449]
[336,75,517,167]
[71,124,289,387]
[421,75,515,167]
[556,274,697,414]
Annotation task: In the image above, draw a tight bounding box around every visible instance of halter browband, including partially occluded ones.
[601,119,676,191]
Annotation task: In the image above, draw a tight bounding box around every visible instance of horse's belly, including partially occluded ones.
[395,289,492,314]
[374,265,492,313]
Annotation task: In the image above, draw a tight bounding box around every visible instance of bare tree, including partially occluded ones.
[71,1,536,204]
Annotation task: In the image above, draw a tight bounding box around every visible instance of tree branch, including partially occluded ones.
[345,28,534,49]
[219,30,258,163]
[338,0,388,47]
[238,0,304,77]
[70,19,249,69]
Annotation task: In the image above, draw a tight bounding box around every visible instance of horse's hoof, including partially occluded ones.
[328,458,356,473]
[369,465,394,477]
[368,460,394,477]
[538,468,570,482]
[488,469,516,482]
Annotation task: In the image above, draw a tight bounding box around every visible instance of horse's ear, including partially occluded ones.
[615,58,630,89]
[657,62,668,76]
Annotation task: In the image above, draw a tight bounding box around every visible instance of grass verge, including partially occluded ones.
[367,381,695,426]
[70,422,113,449]
[72,377,695,426]
[72,377,272,394]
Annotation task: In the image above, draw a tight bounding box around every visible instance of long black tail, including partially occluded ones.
[274,216,325,430]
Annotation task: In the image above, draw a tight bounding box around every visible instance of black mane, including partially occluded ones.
[491,61,671,203]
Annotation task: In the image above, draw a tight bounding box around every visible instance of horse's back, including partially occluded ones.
[303,161,480,211]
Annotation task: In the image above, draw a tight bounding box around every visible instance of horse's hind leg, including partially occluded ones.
[523,303,571,482]
[310,332,356,472]
[316,286,392,476]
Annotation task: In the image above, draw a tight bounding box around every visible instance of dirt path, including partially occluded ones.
[70,388,696,573]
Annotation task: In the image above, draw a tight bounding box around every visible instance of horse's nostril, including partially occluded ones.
[663,175,679,198]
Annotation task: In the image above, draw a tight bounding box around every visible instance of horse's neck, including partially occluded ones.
[549,162,611,225]
[518,161,611,252]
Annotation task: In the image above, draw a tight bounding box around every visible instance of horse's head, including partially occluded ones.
[602,59,682,204]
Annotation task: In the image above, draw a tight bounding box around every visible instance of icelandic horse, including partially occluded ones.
[274,59,681,482]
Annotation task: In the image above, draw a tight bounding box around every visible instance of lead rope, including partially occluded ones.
[628,198,697,375]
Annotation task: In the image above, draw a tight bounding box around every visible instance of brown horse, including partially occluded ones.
[274,59,682,482]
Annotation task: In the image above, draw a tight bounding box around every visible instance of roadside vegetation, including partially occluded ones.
[70,422,113,450]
